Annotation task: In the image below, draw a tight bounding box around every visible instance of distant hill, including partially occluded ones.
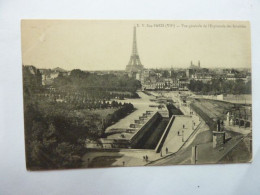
[52,67,67,72]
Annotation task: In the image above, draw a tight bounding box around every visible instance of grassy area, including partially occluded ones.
[88,155,123,168]
[91,108,118,118]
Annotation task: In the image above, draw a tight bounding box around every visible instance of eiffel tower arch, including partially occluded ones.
[125,26,144,74]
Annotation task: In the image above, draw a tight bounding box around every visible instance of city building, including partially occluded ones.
[226,107,252,128]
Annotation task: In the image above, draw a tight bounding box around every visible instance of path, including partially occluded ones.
[105,91,158,133]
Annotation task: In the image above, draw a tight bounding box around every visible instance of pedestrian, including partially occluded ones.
[146,155,148,162]
[183,124,185,128]
[123,161,125,166]
[166,147,168,154]
[143,156,145,161]
[178,131,180,136]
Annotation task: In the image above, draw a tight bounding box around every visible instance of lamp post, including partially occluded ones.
[191,145,198,164]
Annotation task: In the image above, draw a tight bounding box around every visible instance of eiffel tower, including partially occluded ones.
[125,26,144,73]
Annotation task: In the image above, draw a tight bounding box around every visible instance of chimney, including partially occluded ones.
[213,131,225,148]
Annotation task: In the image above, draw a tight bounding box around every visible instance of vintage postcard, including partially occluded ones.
[21,20,252,170]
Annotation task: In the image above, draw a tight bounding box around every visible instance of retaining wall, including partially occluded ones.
[130,112,162,148]
[155,115,175,153]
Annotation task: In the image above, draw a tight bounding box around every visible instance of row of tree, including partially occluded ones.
[188,78,251,95]
[53,69,141,93]
[103,103,134,131]
[38,90,139,102]
[42,96,132,110]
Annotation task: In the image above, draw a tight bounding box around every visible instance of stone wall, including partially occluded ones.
[130,112,162,148]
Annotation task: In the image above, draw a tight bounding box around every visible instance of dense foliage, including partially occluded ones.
[23,67,137,170]
[53,69,141,93]
[188,78,251,95]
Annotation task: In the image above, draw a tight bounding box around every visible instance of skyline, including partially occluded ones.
[21,20,251,71]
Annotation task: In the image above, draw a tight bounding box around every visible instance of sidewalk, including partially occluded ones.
[83,91,203,168]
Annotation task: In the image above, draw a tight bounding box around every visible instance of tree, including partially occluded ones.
[162,70,170,78]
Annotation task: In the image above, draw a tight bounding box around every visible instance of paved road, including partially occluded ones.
[148,121,208,166]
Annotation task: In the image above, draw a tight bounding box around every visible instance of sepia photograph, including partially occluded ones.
[21,20,252,170]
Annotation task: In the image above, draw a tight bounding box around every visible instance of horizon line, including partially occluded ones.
[23,65,251,71]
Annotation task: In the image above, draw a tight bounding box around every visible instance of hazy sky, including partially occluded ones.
[21,20,251,70]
